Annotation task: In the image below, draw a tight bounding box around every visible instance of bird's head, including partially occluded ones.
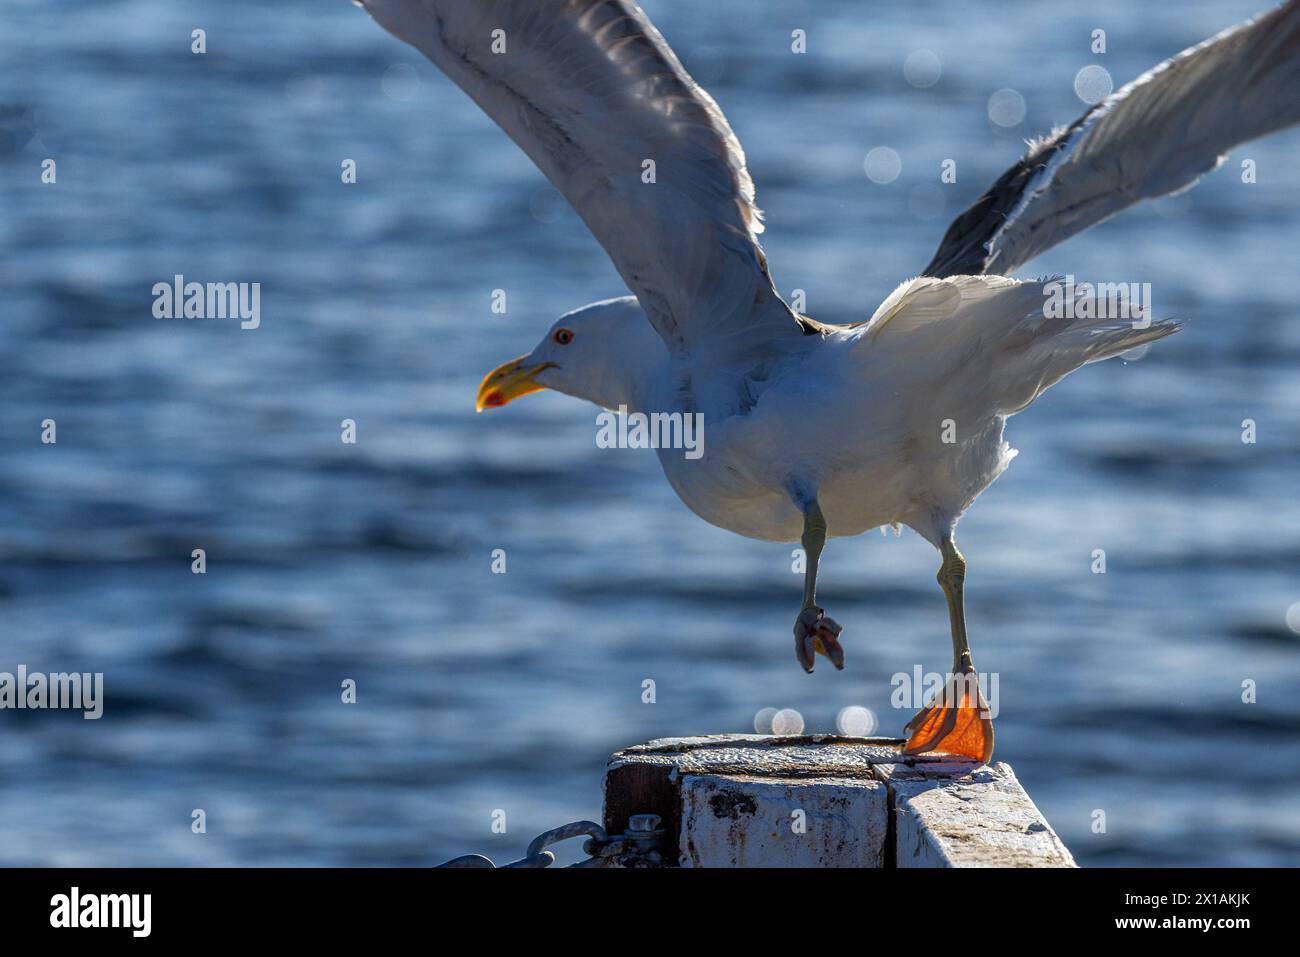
[475,296,660,412]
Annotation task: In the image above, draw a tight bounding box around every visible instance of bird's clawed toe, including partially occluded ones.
[793,606,844,673]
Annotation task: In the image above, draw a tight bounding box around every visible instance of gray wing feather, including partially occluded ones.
[925,0,1300,278]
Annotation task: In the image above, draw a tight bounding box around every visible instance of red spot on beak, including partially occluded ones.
[483,391,505,408]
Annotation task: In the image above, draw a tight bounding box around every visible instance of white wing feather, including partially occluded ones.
[359,0,804,375]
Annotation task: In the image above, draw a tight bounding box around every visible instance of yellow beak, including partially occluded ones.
[475,357,555,412]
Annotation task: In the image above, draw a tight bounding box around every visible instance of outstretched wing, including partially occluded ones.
[359,0,805,370]
[924,0,1300,278]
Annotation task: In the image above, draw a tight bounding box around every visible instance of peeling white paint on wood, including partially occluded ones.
[679,774,888,868]
[603,734,1075,868]
[878,761,1077,868]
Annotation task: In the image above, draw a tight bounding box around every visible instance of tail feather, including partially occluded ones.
[857,274,1182,416]
[998,298,1181,414]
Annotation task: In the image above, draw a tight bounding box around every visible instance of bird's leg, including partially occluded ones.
[792,500,844,673]
[901,537,995,762]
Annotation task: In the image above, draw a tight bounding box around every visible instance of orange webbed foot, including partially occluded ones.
[901,670,994,763]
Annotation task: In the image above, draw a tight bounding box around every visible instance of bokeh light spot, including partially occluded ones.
[1074,64,1113,105]
[771,708,805,735]
[988,88,1026,127]
[864,147,902,184]
[836,705,878,737]
[904,49,942,88]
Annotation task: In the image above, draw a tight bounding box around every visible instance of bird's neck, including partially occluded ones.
[573,323,669,414]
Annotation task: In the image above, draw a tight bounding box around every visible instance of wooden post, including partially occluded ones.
[603,734,1076,868]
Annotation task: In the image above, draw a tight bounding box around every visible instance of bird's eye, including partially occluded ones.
[553,328,574,345]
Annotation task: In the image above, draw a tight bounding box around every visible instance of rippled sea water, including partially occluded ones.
[1,0,1298,866]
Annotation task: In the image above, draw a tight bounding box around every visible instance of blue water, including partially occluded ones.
[1,0,1298,866]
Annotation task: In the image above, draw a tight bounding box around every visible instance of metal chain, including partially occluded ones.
[436,814,664,868]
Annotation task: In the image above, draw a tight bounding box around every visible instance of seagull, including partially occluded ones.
[361,0,1300,762]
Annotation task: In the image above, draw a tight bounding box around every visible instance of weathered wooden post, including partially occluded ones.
[603,734,1075,867]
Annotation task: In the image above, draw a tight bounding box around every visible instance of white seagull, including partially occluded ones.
[361,0,1300,761]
